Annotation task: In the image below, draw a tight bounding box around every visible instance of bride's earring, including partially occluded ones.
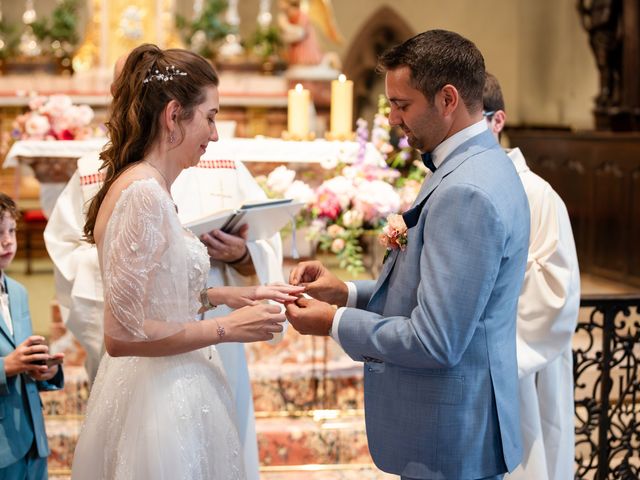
[168,131,175,144]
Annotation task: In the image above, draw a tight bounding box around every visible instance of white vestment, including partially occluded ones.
[45,153,284,480]
[505,148,580,480]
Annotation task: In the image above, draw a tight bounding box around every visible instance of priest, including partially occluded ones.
[483,73,580,480]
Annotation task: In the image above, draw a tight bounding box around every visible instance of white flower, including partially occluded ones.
[266,166,296,195]
[40,94,73,119]
[285,180,316,205]
[24,114,50,138]
[353,180,400,223]
[320,155,339,170]
[342,209,364,228]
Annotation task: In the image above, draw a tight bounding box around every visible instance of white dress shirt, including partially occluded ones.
[0,273,13,336]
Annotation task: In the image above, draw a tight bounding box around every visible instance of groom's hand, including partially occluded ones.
[289,261,348,306]
[285,297,337,336]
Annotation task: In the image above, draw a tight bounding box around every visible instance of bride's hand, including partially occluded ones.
[209,283,304,309]
[218,303,287,343]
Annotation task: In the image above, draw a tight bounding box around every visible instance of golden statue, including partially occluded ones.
[73,0,183,72]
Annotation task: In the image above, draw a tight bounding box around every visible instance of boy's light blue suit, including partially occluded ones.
[338,130,530,479]
[0,276,63,471]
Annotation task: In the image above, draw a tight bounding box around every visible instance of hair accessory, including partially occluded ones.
[143,65,188,84]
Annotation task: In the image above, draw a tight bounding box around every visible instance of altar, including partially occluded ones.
[4,137,384,216]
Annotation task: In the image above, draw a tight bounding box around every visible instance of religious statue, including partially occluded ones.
[277,0,342,66]
[577,0,623,108]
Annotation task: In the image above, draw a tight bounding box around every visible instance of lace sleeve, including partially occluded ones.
[101,179,190,343]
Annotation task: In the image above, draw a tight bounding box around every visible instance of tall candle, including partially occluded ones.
[287,83,310,138]
[330,74,353,137]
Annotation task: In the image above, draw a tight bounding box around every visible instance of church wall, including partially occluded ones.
[516,0,598,130]
[2,0,598,128]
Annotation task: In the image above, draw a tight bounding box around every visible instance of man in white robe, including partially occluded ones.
[44,152,282,480]
[484,73,580,480]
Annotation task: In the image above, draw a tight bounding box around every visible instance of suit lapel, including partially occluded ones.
[367,130,500,308]
[0,312,14,346]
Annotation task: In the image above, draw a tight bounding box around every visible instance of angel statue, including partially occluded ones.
[277,0,342,67]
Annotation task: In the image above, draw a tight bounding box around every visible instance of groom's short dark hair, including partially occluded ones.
[377,29,486,113]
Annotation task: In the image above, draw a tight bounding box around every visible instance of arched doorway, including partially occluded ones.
[342,7,414,123]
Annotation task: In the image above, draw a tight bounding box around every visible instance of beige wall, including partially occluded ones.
[2,0,599,128]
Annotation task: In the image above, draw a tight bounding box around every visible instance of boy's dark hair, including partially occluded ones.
[377,29,486,113]
[0,193,19,221]
[483,72,506,113]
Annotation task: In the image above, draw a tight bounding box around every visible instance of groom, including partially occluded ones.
[286,30,530,480]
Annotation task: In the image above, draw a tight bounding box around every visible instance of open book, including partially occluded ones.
[183,198,305,241]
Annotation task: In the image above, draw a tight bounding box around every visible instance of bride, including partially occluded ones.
[71,44,302,479]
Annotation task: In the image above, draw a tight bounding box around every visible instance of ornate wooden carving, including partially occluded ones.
[577,0,640,130]
[507,128,640,287]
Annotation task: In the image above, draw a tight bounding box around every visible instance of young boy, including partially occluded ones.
[0,193,64,479]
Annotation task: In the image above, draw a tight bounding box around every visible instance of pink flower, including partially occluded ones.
[379,214,408,251]
[314,190,341,220]
[319,176,353,209]
[353,180,401,223]
[327,224,345,238]
[330,238,345,253]
[40,94,73,119]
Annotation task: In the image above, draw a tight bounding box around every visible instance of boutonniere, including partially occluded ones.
[379,214,408,262]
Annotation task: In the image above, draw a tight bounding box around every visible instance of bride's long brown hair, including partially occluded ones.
[83,43,219,243]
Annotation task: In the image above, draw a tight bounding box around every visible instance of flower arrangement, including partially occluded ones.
[258,95,430,274]
[11,94,96,141]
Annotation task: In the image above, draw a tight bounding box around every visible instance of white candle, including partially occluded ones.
[288,83,310,138]
[330,74,353,137]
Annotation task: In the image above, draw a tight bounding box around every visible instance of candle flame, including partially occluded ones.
[338,74,346,82]
[295,83,303,92]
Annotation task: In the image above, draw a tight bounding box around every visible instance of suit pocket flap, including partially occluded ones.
[398,371,464,405]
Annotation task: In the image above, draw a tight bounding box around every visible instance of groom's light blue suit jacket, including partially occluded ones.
[338,130,530,479]
[0,275,64,469]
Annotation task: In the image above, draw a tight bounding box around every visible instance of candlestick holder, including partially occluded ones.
[324,131,355,141]
[281,131,316,141]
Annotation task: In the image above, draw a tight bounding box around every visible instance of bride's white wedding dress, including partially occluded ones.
[72,179,245,479]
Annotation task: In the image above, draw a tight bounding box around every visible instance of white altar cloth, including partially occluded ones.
[5,137,384,168]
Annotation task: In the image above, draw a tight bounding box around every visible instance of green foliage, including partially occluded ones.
[30,0,80,49]
[317,227,365,275]
[50,0,80,45]
[0,20,19,59]
[176,0,232,58]
[247,25,282,61]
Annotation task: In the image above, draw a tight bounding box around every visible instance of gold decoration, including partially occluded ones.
[73,0,183,72]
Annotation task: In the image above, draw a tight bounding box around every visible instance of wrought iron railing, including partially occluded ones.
[574,294,640,479]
